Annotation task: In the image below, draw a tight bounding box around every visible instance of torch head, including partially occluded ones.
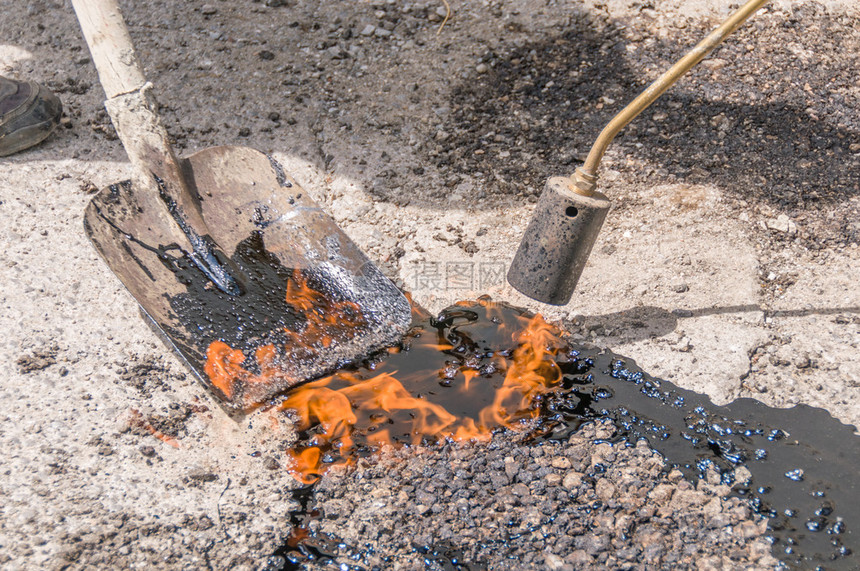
[507,175,611,305]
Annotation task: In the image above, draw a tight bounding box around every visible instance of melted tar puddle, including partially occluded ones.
[266,300,857,570]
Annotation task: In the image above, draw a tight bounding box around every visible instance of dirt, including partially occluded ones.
[17,344,59,373]
[116,355,178,395]
[1,0,858,569]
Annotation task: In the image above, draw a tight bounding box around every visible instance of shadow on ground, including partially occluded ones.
[6,2,858,247]
[430,3,860,246]
[572,303,860,343]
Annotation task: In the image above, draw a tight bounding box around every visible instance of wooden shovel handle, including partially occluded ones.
[70,0,146,99]
[71,0,199,224]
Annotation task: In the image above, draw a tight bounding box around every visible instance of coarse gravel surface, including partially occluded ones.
[302,421,778,571]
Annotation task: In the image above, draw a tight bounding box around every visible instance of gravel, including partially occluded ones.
[295,420,777,570]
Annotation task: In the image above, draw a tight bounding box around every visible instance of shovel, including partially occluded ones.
[72,0,411,411]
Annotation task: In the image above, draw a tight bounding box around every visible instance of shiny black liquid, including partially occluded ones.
[270,301,857,570]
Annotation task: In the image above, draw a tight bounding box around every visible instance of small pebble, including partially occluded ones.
[562,470,583,490]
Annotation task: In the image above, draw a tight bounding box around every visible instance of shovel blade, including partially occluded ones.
[85,146,411,411]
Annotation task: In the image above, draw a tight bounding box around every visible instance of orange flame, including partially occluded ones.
[202,270,367,406]
[481,313,562,429]
[204,341,247,399]
[279,298,569,483]
[203,287,571,485]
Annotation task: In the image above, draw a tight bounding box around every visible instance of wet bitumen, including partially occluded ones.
[166,231,305,367]
[89,168,409,409]
[542,356,857,568]
[268,301,857,570]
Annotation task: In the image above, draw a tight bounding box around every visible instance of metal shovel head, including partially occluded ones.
[85,145,411,411]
